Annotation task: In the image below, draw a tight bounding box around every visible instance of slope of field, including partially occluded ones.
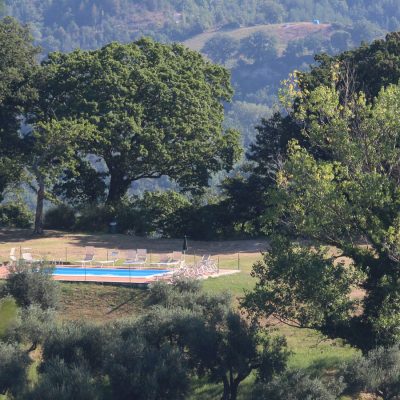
[184,22,333,53]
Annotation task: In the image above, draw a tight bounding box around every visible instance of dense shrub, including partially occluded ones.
[6,305,56,352]
[74,205,113,232]
[42,322,107,374]
[28,358,102,400]
[342,346,400,399]
[44,204,76,230]
[0,341,30,397]
[0,202,32,228]
[253,370,345,400]
[3,263,59,309]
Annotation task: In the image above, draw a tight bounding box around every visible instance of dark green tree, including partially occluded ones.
[0,17,39,200]
[144,280,289,400]
[0,341,30,397]
[37,38,241,204]
[29,358,102,400]
[240,32,278,64]
[25,119,95,234]
[202,34,239,64]
[4,263,59,309]
[245,81,400,351]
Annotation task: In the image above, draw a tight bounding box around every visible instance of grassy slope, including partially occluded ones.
[183,22,333,53]
[0,230,358,399]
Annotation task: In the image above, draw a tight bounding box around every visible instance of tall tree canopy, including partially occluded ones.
[35,38,241,204]
[0,17,39,200]
[245,79,400,351]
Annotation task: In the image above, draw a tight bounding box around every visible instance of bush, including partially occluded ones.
[44,204,76,230]
[29,358,102,400]
[0,341,30,397]
[74,205,113,232]
[42,322,106,374]
[253,370,345,400]
[342,345,400,399]
[0,202,32,228]
[3,263,59,309]
[6,305,56,352]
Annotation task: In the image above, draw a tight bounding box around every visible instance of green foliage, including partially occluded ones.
[74,205,112,232]
[129,191,191,237]
[0,297,17,338]
[39,38,241,204]
[52,159,107,207]
[105,333,190,400]
[0,17,39,200]
[0,341,30,397]
[3,263,59,309]
[253,370,345,400]
[240,32,278,64]
[246,68,400,350]
[299,31,400,101]
[25,118,96,234]
[44,204,76,230]
[28,358,102,400]
[6,0,400,55]
[342,346,400,399]
[0,201,32,228]
[41,322,107,374]
[203,34,239,64]
[144,280,289,400]
[6,304,56,352]
[244,238,360,335]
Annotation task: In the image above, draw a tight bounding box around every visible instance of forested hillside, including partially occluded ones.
[3,0,399,52]
[3,0,398,147]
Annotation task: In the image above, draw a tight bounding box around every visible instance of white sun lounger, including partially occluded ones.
[151,251,183,267]
[97,250,119,267]
[123,249,147,268]
[76,247,95,267]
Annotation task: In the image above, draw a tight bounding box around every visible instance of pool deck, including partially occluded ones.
[0,265,240,286]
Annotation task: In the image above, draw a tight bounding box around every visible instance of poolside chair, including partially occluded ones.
[97,250,119,267]
[123,249,147,268]
[122,250,137,266]
[150,253,172,266]
[151,251,183,267]
[76,247,95,267]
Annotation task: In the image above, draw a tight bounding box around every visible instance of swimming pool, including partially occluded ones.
[53,267,171,278]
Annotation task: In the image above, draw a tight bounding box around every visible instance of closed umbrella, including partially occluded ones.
[183,235,188,255]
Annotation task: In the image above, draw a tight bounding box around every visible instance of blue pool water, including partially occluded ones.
[54,267,171,278]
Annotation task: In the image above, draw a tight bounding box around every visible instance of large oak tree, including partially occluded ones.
[35,38,241,204]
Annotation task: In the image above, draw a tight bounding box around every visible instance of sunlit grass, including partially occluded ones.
[0,296,17,338]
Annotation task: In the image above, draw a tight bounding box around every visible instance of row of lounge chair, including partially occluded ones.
[8,247,186,268]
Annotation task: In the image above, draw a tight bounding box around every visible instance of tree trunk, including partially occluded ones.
[221,376,230,400]
[34,180,45,235]
[106,170,131,205]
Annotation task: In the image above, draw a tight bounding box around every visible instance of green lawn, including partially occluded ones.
[0,229,358,399]
[0,296,17,337]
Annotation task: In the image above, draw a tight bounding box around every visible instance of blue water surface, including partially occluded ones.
[54,267,171,277]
